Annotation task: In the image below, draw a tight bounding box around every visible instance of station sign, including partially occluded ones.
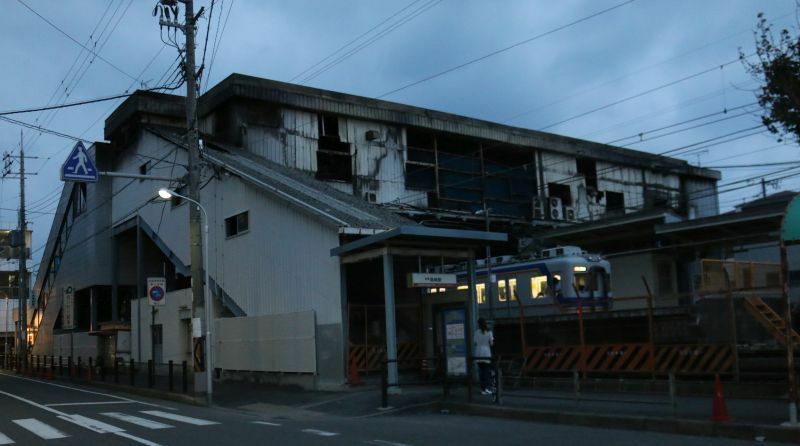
[147,277,166,306]
[407,272,458,288]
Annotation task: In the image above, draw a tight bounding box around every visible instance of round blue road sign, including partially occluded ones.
[149,286,165,302]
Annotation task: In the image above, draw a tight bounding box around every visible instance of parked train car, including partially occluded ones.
[434,246,612,319]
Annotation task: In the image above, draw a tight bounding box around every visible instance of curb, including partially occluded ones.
[436,402,800,444]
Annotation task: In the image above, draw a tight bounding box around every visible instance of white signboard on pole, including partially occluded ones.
[147,277,166,306]
[407,272,458,288]
[62,285,74,329]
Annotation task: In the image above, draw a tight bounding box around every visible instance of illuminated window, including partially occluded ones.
[457,285,468,291]
[531,276,547,298]
[476,283,486,304]
[508,278,517,301]
[498,281,507,302]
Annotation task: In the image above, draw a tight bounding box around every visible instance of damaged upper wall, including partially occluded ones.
[107,76,720,225]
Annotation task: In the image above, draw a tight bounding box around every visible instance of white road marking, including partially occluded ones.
[0,389,162,446]
[302,428,340,437]
[0,371,175,409]
[114,431,163,446]
[47,401,134,407]
[102,412,173,430]
[140,410,219,426]
[0,432,13,445]
[365,440,412,446]
[252,420,282,426]
[12,419,68,440]
[58,414,125,434]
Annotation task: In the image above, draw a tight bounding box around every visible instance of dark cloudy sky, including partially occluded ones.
[0,0,797,271]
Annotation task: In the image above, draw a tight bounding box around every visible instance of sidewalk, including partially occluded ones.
[212,379,800,443]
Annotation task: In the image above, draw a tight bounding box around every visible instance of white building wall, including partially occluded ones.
[111,131,191,266]
[596,162,644,213]
[131,288,192,364]
[206,175,342,325]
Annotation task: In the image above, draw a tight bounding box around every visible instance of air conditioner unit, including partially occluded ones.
[548,197,564,220]
[563,206,576,221]
[532,197,545,220]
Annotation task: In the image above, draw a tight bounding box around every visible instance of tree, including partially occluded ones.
[741,11,800,143]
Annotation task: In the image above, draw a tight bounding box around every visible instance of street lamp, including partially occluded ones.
[157,187,213,405]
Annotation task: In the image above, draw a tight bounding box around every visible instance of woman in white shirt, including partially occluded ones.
[474,317,494,395]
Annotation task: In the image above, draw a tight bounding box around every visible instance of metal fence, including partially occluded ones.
[0,354,194,395]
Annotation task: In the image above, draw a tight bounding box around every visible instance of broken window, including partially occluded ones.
[547,182,572,205]
[576,158,598,191]
[225,211,249,238]
[406,128,436,191]
[605,191,625,215]
[316,114,352,182]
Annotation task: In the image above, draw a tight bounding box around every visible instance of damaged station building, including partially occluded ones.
[29,73,725,389]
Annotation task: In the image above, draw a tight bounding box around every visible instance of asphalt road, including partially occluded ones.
[0,372,785,445]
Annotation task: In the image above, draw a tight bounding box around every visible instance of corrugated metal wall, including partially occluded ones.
[207,175,343,325]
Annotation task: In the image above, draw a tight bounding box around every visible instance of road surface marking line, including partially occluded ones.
[0,432,13,445]
[140,410,219,426]
[302,429,340,437]
[0,371,175,410]
[113,431,163,446]
[101,413,173,430]
[47,401,134,407]
[252,421,282,426]
[12,419,68,440]
[58,414,125,434]
[0,391,67,416]
[366,440,412,446]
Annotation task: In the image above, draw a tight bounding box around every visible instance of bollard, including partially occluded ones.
[381,363,389,409]
[100,357,106,381]
[88,357,93,381]
[58,356,62,376]
[130,359,135,386]
[669,372,677,416]
[77,357,82,380]
[573,369,580,406]
[147,360,154,388]
[114,357,119,384]
[168,360,174,392]
[182,360,188,394]
[68,356,73,378]
[494,366,503,405]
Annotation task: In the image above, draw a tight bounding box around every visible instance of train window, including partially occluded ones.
[508,278,517,301]
[531,274,561,298]
[531,276,547,298]
[574,273,590,296]
[476,283,486,304]
[457,285,468,291]
[498,281,507,302]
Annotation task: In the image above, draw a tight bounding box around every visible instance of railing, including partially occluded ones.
[0,354,193,395]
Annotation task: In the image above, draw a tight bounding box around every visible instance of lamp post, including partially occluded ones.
[158,188,212,405]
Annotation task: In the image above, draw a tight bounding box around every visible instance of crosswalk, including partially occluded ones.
[0,410,218,443]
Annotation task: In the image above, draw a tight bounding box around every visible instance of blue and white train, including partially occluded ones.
[436,246,612,316]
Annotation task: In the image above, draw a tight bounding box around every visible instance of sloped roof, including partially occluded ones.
[148,128,413,230]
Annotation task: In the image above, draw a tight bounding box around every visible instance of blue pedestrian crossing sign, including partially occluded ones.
[61,141,98,182]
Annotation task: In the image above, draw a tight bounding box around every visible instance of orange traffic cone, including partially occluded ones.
[348,357,361,385]
[711,374,730,422]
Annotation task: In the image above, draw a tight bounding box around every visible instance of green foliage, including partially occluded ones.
[741,12,800,143]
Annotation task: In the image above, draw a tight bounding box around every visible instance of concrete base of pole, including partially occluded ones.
[388,386,402,395]
[781,402,799,427]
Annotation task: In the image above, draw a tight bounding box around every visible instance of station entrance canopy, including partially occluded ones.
[331,225,507,390]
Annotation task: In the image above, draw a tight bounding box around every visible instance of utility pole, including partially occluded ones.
[18,132,27,366]
[157,0,211,404]
[3,132,30,369]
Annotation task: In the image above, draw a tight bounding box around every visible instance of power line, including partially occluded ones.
[16,0,140,83]
[298,0,442,85]
[376,0,636,99]
[289,0,423,83]
[0,87,173,117]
